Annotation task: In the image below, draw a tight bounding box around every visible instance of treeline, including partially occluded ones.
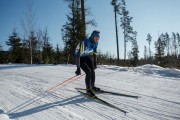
[0,28,122,65]
[0,29,64,64]
[0,0,180,69]
[143,32,180,68]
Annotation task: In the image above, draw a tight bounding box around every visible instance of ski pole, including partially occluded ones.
[47,74,85,92]
[66,73,85,85]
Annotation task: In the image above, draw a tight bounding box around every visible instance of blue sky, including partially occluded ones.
[0,0,180,58]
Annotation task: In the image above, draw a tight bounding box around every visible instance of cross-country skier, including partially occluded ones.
[75,30,100,96]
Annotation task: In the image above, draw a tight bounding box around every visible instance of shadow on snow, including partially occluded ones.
[8,95,90,119]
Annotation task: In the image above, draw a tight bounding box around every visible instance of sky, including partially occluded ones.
[0,0,180,59]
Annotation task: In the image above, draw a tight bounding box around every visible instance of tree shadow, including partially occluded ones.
[0,64,55,70]
[8,95,90,119]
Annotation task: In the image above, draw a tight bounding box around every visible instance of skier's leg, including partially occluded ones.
[84,57,95,88]
[80,57,92,88]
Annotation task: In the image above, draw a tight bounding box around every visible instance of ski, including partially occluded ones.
[76,88,127,114]
[76,88,139,99]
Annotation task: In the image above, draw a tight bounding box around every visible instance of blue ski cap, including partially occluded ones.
[91,30,100,38]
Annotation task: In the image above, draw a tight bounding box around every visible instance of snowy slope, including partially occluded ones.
[0,64,180,120]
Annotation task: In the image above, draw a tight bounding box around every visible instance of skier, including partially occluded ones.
[75,30,100,96]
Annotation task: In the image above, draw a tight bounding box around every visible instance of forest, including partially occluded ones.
[0,0,180,69]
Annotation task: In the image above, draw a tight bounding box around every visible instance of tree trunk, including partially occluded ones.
[81,0,86,39]
[114,9,120,65]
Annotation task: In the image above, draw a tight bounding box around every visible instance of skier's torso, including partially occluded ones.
[75,39,98,57]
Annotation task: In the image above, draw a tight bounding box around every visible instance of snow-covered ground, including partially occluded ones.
[0,64,180,120]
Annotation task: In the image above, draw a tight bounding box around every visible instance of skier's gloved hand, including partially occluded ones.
[75,67,81,76]
[93,62,97,69]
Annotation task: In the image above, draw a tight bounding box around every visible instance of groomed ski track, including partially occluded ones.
[0,64,180,120]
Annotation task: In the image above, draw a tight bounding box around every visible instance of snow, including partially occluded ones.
[0,64,180,120]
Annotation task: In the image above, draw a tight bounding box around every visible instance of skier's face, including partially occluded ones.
[94,36,100,43]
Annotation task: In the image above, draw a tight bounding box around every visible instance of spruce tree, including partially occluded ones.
[62,0,95,64]
[131,31,139,66]
[42,29,53,64]
[6,30,23,63]
[155,37,165,66]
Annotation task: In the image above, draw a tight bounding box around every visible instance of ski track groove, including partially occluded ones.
[99,92,180,120]
[0,91,40,120]
[1,65,180,120]
[49,89,129,120]
[65,88,137,120]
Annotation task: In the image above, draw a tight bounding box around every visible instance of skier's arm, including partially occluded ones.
[75,42,81,75]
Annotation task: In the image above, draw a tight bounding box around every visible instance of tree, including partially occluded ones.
[131,31,139,66]
[165,32,170,56]
[42,29,53,64]
[172,32,177,57]
[81,0,86,39]
[155,37,166,66]
[146,33,152,58]
[62,0,95,64]
[144,46,147,60]
[176,32,180,57]
[6,29,23,63]
[0,40,2,51]
[54,44,63,64]
[119,0,134,60]
[21,1,37,64]
[111,0,120,65]
[62,0,81,64]
[36,29,43,63]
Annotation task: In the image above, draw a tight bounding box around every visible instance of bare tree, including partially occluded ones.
[21,1,36,64]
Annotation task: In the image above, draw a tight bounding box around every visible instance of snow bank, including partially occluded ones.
[135,64,180,78]
[99,65,129,71]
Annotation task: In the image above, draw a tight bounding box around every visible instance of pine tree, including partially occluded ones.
[62,0,82,64]
[42,29,53,64]
[54,44,63,64]
[119,0,134,60]
[155,37,166,66]
[131,31,139,66]
[172,32,177,57]
[62,0,95,64]
[111,0,120,64]
[144,46,147,60]
[6,30,23,63]
[176,32,180,57]
[165,32,170,56]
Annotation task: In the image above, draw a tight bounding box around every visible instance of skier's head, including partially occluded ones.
[89,30,100,43]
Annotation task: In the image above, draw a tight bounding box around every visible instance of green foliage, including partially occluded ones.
[6,30,23,63]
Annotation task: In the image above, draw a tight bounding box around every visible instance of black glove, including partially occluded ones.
[75,67,81,76]
[94,62,97,69]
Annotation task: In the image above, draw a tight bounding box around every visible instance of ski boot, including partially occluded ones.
[92,86,101,92]
[86,89,95,97]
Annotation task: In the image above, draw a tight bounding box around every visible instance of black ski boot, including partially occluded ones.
[92,86,101,92]
[86,89,95,97]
